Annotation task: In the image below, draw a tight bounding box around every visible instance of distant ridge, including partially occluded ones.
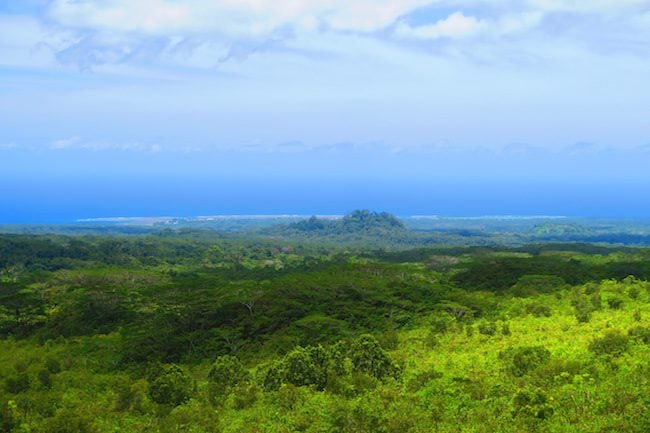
[284,210,407,235]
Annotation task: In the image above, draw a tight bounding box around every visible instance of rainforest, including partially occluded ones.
[1,212,650,432]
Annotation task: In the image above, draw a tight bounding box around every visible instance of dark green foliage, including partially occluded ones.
[262,360,285,391]
[276,383,306,411]
[147,365,193,406]
[575,308,592,323]
[229,382,259,409]
[285,210,406,237]
[424,330,439,348]
[478,322,497,336]
[590,291,602,310]
[159,400,220,433]
[37,368,52,389]
[430,315,451,333]
[526,303,552,317]
[589,331,629,356]
[512,388,554,419]
[45,357,62,374]
[0,400,18,432]
[348,334,400,380]
[405,370,443,392]
[378,328,399,350]
[511,274,566,297]
[114,379,148,412]
[628,326,650,344]
[262,345,330,390]
[282,345,329,389]
[502,346,551,377]
[572,295,595,323]
[42,408,96,433]
[607,297,624,310]
[4,373,30,394]
[207,355,249,402]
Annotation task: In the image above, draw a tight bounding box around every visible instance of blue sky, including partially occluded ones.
[1,1,650,221]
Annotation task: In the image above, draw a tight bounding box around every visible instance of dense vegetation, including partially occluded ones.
[1,214,650,432]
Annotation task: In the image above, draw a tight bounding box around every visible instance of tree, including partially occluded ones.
[589,331,629,356]
[348,335,399,380]
[504,346,551,377]
[207,355,249,403]
[283,345,329,390]
[148,364,193,406]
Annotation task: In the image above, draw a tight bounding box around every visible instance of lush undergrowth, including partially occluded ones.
[1,234,650,432]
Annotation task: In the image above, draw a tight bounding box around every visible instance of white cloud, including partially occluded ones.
[49,0,434,36]
[395,10,545,41]
[0,15,76,68]
[49,137,80,150]
[49,137,161,152]
[526,0,649,13]
[0,143,18,151]
[395,12,484,40]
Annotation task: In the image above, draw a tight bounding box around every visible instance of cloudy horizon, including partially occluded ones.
[2,1,650,221]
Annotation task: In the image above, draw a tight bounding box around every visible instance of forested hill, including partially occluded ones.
[282,210,406,235]
[261,210,475,246]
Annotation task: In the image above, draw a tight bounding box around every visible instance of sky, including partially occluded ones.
[1,0,650,222]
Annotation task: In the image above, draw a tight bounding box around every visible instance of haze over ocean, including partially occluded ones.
[1,1,650,222]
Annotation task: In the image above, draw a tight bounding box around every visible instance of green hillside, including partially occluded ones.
[1,233,650,432]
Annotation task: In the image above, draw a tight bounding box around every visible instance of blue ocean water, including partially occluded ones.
[0,176,647,224]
